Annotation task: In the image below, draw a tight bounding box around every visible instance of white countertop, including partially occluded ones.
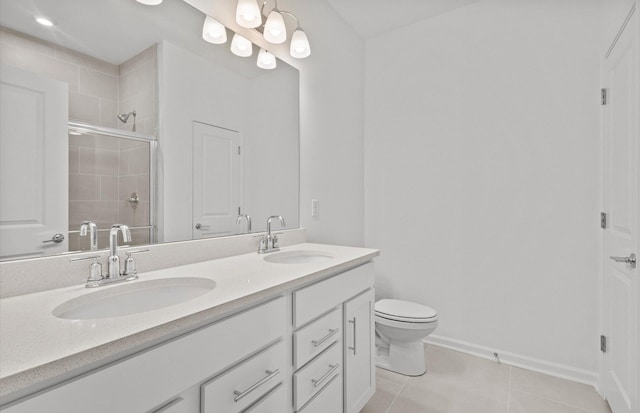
[0,243,379,402]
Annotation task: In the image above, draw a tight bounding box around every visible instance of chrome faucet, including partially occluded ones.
[79,220,98,250]
[258,216,286,254]
[107,224,132,278]
[70,224,146,288]
[236,214,252,233]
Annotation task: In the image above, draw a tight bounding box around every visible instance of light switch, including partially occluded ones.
[311,199,319,217]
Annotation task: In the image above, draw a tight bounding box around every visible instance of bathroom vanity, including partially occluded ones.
[0,242,378,413]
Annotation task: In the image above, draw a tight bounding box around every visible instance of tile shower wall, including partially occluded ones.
[0,28,156,251]
[118,46,157,136]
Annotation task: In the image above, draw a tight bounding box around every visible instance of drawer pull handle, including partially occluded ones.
[311,363,340,388]
[312,328,339,347]
[233,369,280,402]
[348,317,357,355]
[152,397,184,412]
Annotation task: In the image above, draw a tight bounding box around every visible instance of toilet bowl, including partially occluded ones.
[375,299,438,376]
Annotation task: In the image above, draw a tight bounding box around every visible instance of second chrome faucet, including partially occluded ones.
[258,216,286,254]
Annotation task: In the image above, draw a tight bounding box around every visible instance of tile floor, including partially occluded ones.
[362,345,612,413]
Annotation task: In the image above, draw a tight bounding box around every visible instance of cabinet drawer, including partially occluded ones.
[202,340,286,413]
[293,262,374,328]
[294,308,342,369]
[297,372,342,413]
[293,343,342,411]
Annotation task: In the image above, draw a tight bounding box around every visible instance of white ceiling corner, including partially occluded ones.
[325,0,483,39]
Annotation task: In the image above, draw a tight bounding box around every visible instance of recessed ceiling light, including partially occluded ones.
[35,17,54,27]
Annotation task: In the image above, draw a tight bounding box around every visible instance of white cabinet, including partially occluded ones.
[3,260,376,413]
[292,262,375,413]
[344,289,375,413]
[3,297,286,413]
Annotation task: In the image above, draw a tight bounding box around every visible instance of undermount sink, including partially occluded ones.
[263,250,334,264]
[53,277,216,320]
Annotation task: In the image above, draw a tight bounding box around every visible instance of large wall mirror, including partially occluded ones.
[0,0,299,261]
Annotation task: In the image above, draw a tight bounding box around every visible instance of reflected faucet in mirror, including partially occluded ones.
[236,214,252,233]
[79,221,98,251]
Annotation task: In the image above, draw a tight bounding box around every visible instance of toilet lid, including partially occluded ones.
[375,299,438,322]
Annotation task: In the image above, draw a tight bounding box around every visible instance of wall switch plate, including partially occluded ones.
[311,199,319,217]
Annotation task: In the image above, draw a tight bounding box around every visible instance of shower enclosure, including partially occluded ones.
[67,121,156,252]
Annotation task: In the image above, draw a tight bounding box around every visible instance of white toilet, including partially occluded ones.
[374,299,438,376]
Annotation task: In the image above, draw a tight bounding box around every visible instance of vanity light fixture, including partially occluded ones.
[35,17,54,27]
[234,0,311,59]
[230,33,253,57]
[289,28,310,58]
[136,0,163,5]
[202,16,227,44]
[236,0,262,28]
[257,48,276,69]
[263,8,286,44]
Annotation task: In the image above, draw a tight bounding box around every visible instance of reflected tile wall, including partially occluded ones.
[118,45,158,136]
[0,27,119,127]
[68,134,151,252]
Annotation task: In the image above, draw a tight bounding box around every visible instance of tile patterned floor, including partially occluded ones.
[362,345,612,413]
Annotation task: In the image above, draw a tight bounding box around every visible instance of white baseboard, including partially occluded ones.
[424,335,601,393]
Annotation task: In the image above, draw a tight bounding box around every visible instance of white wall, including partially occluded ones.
[185,0,367,247]
[158,41,301,242]
[158,41,245,242]
[291,2,366,246]
[245,66,299,232]
[364,0,603,379]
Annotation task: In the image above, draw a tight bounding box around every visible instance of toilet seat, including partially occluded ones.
[375,299,438,323]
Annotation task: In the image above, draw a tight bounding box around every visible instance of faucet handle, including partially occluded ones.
[123,249,150,276]
[70,255,103,284]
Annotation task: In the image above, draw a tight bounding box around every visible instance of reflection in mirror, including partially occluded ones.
[0,0,299,261]
[67,123,157,253]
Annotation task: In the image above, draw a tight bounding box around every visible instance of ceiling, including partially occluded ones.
[0,0,267,77]
[0,0,483,69]
[325,0,482,39]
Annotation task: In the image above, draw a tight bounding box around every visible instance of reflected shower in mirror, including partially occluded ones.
[0,0,299,261]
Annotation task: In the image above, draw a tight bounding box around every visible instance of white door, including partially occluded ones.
[192,122,242,239]
[0,65,68,259]
[344,288,375,413]
[602,10,638,413]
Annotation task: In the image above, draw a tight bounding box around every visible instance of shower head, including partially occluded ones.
[117,110,136,123]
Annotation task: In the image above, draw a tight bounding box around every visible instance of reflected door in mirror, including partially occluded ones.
[192,122,242,239]
[0,65,68,260]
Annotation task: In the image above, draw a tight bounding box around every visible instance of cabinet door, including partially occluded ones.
[343,288,375,413]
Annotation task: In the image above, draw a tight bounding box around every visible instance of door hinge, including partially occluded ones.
[601,88,608,105]
[600,335,607,353]
[600,212,607,229]
[238,146,241,155]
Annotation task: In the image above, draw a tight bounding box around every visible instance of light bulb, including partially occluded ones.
[236,0,261,28]
[290,29,310,58]
[257,49,277,69]
[264,10,286,44]
[35,17,54,27]
[136,0,163,5]
[230,33,253,57]
[202,16,227,44]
